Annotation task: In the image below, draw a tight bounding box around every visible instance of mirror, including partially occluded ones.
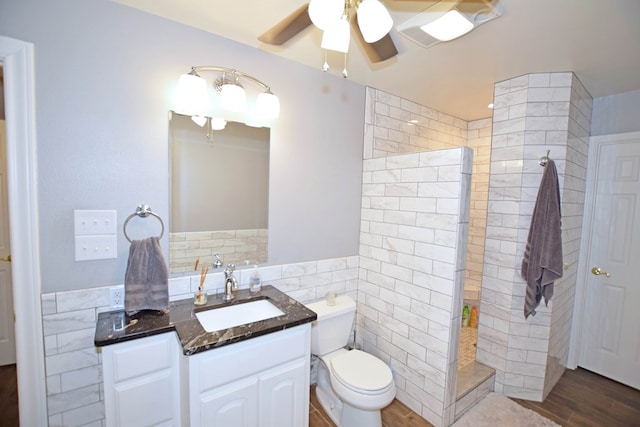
[169,112,269,274]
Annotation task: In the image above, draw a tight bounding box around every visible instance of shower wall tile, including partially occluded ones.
[479,73,591,402]
[360,93,474,426]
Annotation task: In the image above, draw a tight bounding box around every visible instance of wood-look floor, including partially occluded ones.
[310,368,640,427]
[0,364,19,427]
[513,368,640,427]
[2,364,638,426]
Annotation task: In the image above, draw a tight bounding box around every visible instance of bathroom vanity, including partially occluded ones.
[94,286,317,427]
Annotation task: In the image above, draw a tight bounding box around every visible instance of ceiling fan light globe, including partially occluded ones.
[420,10,473,42]
[309,0,344,31]
[321,16,351,53]
[357,0,393,43]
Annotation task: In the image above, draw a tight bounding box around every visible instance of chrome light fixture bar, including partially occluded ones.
[175,66,280,126]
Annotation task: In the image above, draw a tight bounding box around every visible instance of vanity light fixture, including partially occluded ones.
[175,66,280,124]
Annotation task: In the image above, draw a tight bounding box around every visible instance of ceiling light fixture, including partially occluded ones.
[420,9,473,41]
[175,66,280,125]
[310,0,394,75]
[397,0,503,49]
[309,0,344,31]
[357,0,393,43]
[321,13,351,53]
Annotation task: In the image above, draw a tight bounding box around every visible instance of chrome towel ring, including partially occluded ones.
[123,204,165,242]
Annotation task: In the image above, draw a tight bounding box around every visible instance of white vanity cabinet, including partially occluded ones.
[187,324,311,427]
[102,332,185,427]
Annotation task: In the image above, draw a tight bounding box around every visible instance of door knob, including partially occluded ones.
[0,254,10,262]
[591,266,610,277]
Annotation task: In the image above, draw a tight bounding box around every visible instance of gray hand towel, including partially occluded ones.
[124,236,169,315]
[522,159,563,319]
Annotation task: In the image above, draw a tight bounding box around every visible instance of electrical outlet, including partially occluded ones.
[110,287,124,309]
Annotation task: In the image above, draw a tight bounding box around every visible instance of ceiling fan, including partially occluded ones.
[258,0,502,66]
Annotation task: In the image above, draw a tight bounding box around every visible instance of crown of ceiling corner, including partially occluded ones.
[397,0,503,49]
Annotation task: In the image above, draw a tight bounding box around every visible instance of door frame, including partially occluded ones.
[568,130,640,369]
[0,35,47,425]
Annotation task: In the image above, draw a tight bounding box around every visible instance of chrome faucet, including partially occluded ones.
[223,264,238,301]
[213,253,223,269]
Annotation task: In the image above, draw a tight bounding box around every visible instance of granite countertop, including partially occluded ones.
[94,285,317,356]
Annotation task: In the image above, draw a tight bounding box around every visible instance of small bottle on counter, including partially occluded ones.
[250,264,262,293]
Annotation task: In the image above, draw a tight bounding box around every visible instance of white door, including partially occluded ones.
[0,119,15,366]
[579,133,640,389]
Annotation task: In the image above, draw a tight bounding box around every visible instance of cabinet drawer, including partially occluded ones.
[191,324,309,392]
[109,333,175,383]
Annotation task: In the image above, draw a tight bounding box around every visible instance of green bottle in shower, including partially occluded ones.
[462,305,470,327]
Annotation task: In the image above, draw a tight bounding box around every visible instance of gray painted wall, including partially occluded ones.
[591,89,640,135]
[0,0,365,292]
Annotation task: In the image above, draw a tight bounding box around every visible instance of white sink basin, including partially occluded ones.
[195,299,285,332]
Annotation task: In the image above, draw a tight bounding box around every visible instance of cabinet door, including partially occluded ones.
[258,359,308,427]
[197,376,259,427]
[103,332,183,427]
[112,370,177,426]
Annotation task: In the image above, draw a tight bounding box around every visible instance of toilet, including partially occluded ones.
[306,295,396,427]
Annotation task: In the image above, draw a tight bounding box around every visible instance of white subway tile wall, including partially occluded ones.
[358,146,472,427]
[41,255,358,426]
[465,119,493,301]
[477,73,591,401]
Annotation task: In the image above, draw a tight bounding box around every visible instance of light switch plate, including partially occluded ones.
[74,210,117,235]
[75,235,117,261]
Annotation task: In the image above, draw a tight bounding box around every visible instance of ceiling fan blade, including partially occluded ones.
[351,17,398,63]
[258,4,312,45]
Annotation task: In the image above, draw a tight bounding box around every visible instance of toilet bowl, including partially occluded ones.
[306,296,396,427]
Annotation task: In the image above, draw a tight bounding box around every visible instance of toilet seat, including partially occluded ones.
[330,350,394,395]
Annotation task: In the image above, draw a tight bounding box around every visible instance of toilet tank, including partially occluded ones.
[305,295,356,356]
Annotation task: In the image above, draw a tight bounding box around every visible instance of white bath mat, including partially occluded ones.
[453,393,561,427]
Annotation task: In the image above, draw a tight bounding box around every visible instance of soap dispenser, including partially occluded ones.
[250,264,262,293]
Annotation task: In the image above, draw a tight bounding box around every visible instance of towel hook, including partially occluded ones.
[123,204,165,242]
[539,150,551,167]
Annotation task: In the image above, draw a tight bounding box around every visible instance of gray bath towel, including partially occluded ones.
[522,159,563,319]
[124,236,169,315]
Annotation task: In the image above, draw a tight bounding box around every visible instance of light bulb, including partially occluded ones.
[220,82,246,112]
[321,15,351,53]
[256,91,280,120]
[309,0,344,31]
[210,117,227,130]
[175,73,209,117]
[357,0,393,43]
